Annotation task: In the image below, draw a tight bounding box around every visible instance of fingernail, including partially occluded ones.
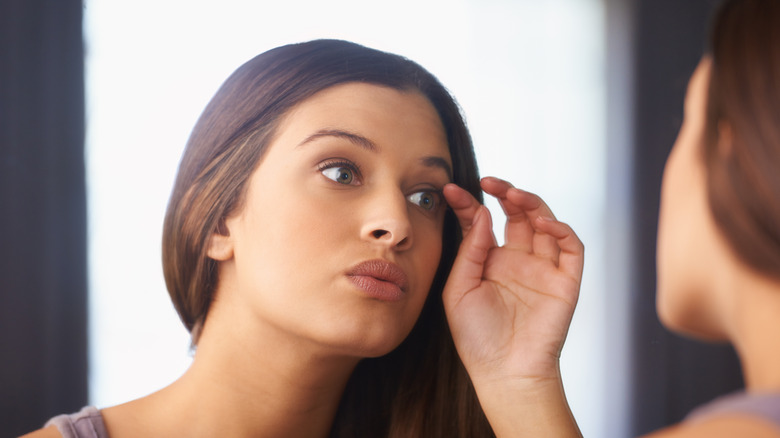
[538,215,555,222]
[473,206,485,224]
[476,205,493,226]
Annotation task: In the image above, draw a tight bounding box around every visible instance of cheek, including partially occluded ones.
[258,187,354,247]
[657,150,692,326]
[656,142,727,339]
[657,160,678,290]
[423,235,443,274]
[412,221,444,288]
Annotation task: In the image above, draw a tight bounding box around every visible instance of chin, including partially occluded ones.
[316,320,413,359]
[357,341,405,359]
[664,322,730,343]
[326,336,407,360]
[656,291,729,342]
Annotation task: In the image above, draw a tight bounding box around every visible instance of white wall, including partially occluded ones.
[85,0,608,435]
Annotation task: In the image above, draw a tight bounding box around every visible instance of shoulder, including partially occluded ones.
[23,406,108,438]
[18,425,62,438]
[642,415,780,438]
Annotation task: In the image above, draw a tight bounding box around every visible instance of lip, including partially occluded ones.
[346,259,409,301]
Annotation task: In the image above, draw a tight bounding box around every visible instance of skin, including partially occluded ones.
[647,58,780,438]
[205,83,452,362]
[443,178,584,436]
[23,83,585,437]
[656,58,734,341]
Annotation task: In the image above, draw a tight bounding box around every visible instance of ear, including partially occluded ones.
[207,220,234,261]
[716,120,734,158]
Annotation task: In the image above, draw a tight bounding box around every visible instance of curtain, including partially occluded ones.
[0,0,87,434]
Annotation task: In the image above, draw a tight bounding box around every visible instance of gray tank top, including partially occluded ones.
[45,406,108,438]
[686,391,780,428]
[44,394,780,436]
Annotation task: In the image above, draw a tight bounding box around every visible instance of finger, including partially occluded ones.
[534,216,585,281]
[479,177,534,252]
[504,188,563,263]
[442,183,482,235]
[443,205,496,307]
[503,185,557,220]
[482,177,561,257]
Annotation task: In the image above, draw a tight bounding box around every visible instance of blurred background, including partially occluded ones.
[1,0,740,436]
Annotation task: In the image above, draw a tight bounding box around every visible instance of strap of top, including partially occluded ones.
[686,391,780,428]
[45,406,109,438]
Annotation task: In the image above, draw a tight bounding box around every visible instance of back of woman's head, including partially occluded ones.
[162,39,481,342]
[704,0,780,278]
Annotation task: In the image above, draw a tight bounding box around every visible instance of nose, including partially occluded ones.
[360,189,413,251]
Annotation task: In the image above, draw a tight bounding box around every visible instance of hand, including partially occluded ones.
[442,176,584,436]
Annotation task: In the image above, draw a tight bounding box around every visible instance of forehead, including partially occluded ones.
[274,82,450,159]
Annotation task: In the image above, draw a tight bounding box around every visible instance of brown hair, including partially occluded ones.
[162,40,493,437]
[704,0,780,279]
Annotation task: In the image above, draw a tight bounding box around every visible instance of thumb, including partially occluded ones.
[443,206,496,306]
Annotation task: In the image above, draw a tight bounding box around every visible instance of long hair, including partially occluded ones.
[703,0,780,279]
[161,40,493,437]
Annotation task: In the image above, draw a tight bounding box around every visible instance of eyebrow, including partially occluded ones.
[298,128,453,180]
[297,129,377,151]
[421,156,453,181]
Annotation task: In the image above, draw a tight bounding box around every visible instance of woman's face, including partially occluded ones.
[212,83,452,358]
[656,58,730,340]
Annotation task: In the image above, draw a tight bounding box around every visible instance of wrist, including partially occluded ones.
[471,369,582,438]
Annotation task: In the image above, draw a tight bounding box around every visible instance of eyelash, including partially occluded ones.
[407,189,444,212]
[317,159,363,185]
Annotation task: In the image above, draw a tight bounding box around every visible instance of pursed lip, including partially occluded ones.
[346,259,409,293]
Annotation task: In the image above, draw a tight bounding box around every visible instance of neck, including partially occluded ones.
[728,267,780,392]
[141,309,359,438]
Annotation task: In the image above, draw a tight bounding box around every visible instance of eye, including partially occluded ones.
[322,166,354,184]
[408,190,441,211]
[319,160,361,185]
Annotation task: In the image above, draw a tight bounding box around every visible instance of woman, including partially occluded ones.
[28,40,583,437]
[647,0,780,436]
